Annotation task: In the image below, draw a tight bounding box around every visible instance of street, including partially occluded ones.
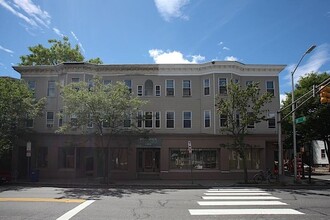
[1,185,330,220]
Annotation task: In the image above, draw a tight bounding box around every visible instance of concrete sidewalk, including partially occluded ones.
[8,174,330,189]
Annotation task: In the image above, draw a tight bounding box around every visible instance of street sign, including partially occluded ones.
[295,116,306,124]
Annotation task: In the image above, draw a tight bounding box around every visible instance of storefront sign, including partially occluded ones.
[137,138,162,148]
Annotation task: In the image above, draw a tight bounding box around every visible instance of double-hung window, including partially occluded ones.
[28,81,36,97]
[220,114,227,127]
[247,112,255,128]
[166,111,175,128]
[124,80,132,93]
[137,111,143,128]
[268,113,276,128]
[144,112,153,128]
[46,112,54,128]
[204,79,210,95]
[183,111,192,128]
[166,80,174,96]
[155,112,161,128]
[218,78,227,94]
[204,110,211,128]
[47,80,55,97]
[155,85,161,97]
[182,80,191,97]
[266,81,275,96]
[137,85,143,96]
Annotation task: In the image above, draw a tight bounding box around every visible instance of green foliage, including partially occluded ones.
[216,81,273,183]
[19,36,102,66]
[281,72,330,154]
[0,77,45,157]
[58,76,147,136]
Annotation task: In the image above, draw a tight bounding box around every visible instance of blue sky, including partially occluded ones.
[1,0,330,102]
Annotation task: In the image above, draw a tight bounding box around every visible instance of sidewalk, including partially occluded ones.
[8,174,330,189]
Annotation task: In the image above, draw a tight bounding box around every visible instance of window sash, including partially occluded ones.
[204,111,211,128]
[166,112,175,128]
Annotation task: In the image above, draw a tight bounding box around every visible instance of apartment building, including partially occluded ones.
[13,61,285,181]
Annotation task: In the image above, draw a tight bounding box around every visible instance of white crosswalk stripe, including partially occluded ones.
[189,188,305,216]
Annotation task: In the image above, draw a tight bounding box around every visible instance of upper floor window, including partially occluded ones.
[72,78,80,83]
[28,81,36,97]
[183,111,192,128]
[103,79,111,85]
[137,85,143,96]
[166,111,175,128]
[87,114,93,128]
[266,81,275,96]
[155,85,161,97]
[58,110,63,127]
[218,78,227,94]
[204,110,211,128]
[246,80,253,87]
[124,80,132,93]
[247,112,255,128]
[166,80,175,96]
[321,149,326,159]
[137,111,143,128]
[204,79,210,95]
[46,112,54,128]
[144,80,153,96]
[123,113,131,128]
[220,114,228,127]
[268,113,276,128]
[26,114,33,128]
[144,112,153,128]
[155,112,161,128]
[47,80,55,97]
[182,80,191,97]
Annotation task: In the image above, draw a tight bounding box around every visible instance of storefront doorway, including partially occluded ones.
[137,148,160,172]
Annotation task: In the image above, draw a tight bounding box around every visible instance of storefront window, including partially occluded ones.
[110,148,128,170]
[170,149,218,170]
[58,147,75,169]
[37,147,48,168]
[228,148,261,170]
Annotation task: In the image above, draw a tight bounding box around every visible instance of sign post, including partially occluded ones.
[26,141,31,180]
[188,141,193,184]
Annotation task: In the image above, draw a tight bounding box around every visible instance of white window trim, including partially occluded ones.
[165,79,175,96]
[166,111,175,129]
[267,113,276,129]
[155,111,161,129]
[204,110,211,128]
[46,111,54,128]
[218,78,228,95]
[182,80,191,97]
[47,80,56,97]
[182,111,192,129]
[203,78,210,96]
[155,85,161,97]
[266,80,275,96]
[219,114,227,128]
[144,111,153,129]
[137,85,143,97]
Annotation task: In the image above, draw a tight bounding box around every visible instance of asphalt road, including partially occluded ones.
[1,186,330,220]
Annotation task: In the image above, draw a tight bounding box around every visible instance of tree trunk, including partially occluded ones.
[241,153,248,183]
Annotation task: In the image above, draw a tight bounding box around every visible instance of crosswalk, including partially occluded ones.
[189,188,304,216]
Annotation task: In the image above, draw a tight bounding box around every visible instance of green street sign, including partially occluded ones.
[295,116,306,124]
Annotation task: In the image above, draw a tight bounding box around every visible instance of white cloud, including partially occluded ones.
[218,42,224,46]
[280,94,287,106]
[53,27,64,37]
[0,45,14,54]
[71,31,85,54]
[0,0,51,28]
[284,43,330,84]
[149,49,205,64]
[223,46,230,51]
[224,56,238,61]
[154,0,190,21]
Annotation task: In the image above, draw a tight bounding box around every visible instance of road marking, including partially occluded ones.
[57,200,95,220]
[208,188,263,191]
[202,196,280,200]
[207,190,264,193]
[189,208,304,215]
[198,201,287,206]
[204,192,270,196]
[0,198,85,203]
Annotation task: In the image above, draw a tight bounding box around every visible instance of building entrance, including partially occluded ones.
[137,148,160,172]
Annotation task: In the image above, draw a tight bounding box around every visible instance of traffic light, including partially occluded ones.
[320,86,330,104]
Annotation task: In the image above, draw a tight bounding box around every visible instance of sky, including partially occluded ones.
[1,0,330,102]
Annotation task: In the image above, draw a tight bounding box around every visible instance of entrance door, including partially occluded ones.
[137,149,160,172]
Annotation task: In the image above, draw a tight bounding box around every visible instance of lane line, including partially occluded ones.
[204,192,270,196]
[202,196,280,200]
[198,201,287,206]
[189,208,304,215]
[57,200,95,220]
[0,198,85,203]
[208,188,263,191]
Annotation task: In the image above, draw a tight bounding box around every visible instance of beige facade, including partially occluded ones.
[13,61,285,181]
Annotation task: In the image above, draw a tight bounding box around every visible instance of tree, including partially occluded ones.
[58,76,146,182]
[0,77,45,158]
[216,81,273,183]
[282,72,330,169]
[19,36,102,66]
